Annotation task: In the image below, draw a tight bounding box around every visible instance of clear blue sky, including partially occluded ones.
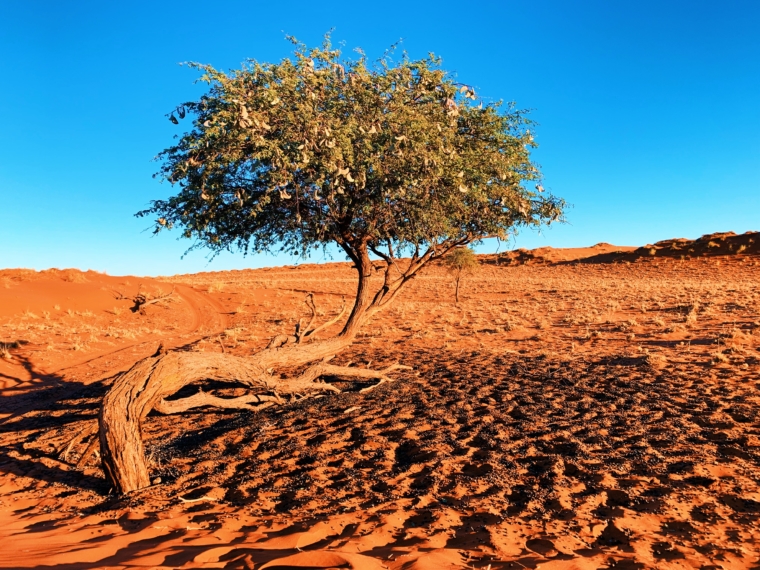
[1,1,758,275]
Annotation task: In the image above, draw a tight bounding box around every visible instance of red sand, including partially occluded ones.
[1,233,759,568]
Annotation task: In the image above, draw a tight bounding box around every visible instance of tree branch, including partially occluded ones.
[366,235,473,316]
[304,297,347,340]
[154,391,282,414]
[114,286,177,314]
[280,359,411,394]
[296,293,318,343]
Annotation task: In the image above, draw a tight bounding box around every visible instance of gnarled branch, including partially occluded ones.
[303,296,347,341]
[113,286,177,314]
[154,391,282,414]
[99,344,411,494]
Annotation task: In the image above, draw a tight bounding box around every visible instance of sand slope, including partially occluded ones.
[493,231,760,265]
[1,240,759,568]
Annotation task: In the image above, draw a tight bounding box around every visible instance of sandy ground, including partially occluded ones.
[1,233,759,569]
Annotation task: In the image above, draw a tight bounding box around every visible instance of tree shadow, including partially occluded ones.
[0,350,115,494]
[0,447,108,494]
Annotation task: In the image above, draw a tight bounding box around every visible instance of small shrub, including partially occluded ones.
[443,248,479,303]
[0,342,17,360]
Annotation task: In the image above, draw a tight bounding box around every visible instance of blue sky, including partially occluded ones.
[1,1,758,275]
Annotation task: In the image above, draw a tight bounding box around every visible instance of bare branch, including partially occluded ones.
[154,391,281,414]
[370,244,404,276]
[296,293,318,343]
[304,296,348,340]
[113,286,177,314]
[366,237,471,316]
[279,359,409,393]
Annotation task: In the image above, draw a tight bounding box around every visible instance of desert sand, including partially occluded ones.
[1,231,759,569]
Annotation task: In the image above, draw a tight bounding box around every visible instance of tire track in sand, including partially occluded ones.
[36,284,229,381]
[173,284,229,338]
[0,285,229,426]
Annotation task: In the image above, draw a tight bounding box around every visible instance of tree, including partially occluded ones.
[444,247,479,303]
[99,36,565,494]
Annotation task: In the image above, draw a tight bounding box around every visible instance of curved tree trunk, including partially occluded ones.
[100,352,269,493]
[100,335,358,494]
[98,239,464,494]
[340,244,375,337]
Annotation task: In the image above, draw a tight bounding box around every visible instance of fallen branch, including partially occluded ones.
[114,286,176,314]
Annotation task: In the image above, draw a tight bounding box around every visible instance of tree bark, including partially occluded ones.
[99,337,358,494]
[98,239,467,495]
[341,245,374,337]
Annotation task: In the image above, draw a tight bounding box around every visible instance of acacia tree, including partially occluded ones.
[444,247,479,303]
[99,37,564,494]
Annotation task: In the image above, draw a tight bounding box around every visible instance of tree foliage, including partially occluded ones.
[98,38,568,494]
[444,247,479,275]
[140,36,564,269]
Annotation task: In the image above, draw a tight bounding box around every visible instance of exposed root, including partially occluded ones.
[76,432,100,469]
[59,422,97,463]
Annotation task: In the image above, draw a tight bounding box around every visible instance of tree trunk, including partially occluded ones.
[99,334,362,494]
[455,274,461,303]
[100,352,268,493]
[341,245,374,337]
[97,240,454,495]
